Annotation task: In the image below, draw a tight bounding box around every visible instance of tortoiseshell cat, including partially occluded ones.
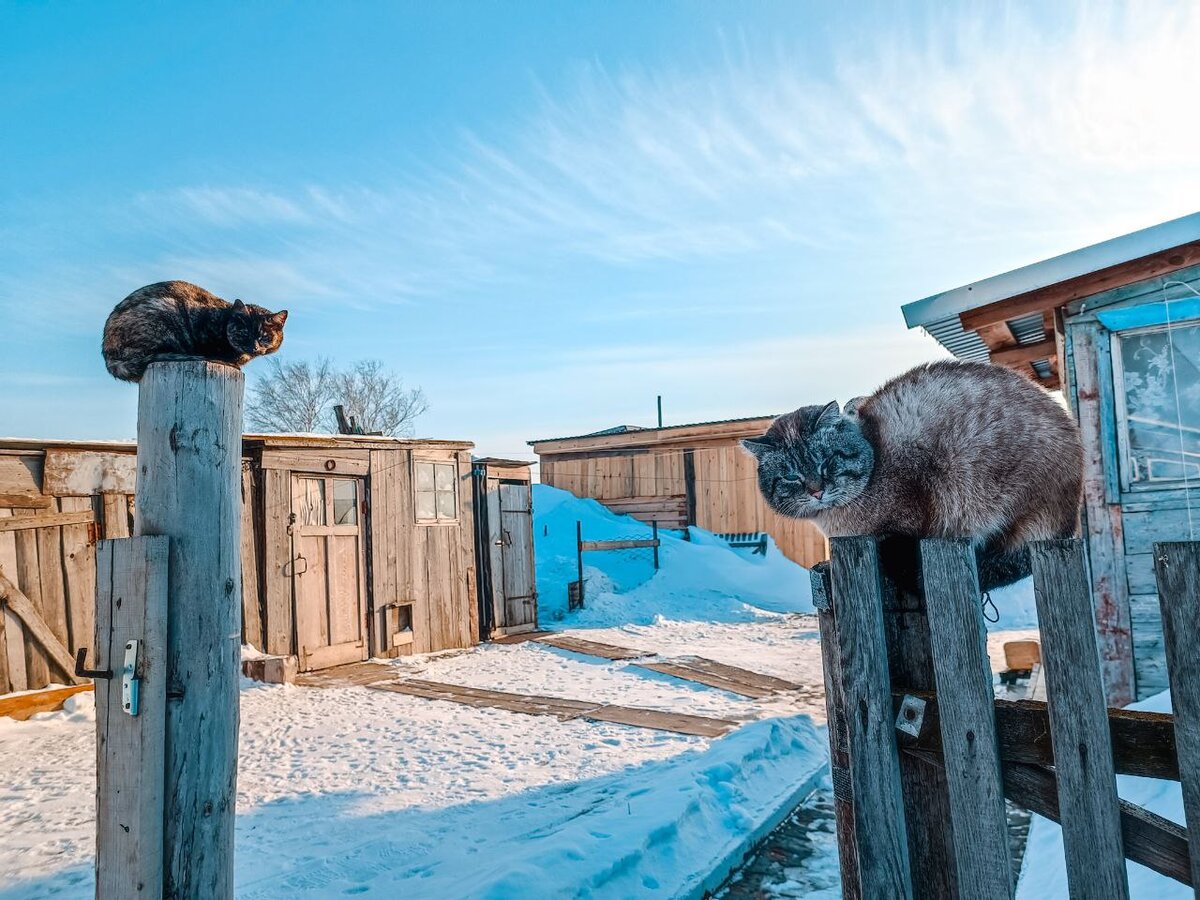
[102,281,288,382]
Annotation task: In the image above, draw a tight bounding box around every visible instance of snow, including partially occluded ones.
[1017,689,1187,899]
[0,485,835,899]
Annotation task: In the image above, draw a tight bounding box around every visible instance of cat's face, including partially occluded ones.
[227,300,288,356]
[741,402,874,517]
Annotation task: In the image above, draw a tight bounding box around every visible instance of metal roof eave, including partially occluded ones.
[901,212,1200,330]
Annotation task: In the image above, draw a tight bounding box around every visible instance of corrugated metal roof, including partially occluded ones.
[902,212,1200,360]
[528,413,779,446]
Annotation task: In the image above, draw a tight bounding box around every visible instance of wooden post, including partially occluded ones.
[811,564,861,900]
[95,536,169,899]
[1153,541,1200,890]
[920,539,1013,898]
[135,361,244,899]
[1030,539,1129,900]
[829,536,914,899]
[880,539,959,899]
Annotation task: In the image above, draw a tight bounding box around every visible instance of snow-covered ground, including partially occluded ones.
[0,486,838,899]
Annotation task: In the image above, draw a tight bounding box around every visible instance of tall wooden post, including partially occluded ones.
[136,361,243,899]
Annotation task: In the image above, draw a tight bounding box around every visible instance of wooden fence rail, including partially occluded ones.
[819,536,1197,899]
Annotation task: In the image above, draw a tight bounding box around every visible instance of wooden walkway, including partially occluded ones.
[371,679,737,738]
[635,656,802,699]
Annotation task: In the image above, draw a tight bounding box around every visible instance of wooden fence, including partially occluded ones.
[813,536,1199,899]
[0,460,135,694]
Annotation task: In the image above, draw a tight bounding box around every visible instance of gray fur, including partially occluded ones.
[102,281,288,382]
[742,360,1083,589]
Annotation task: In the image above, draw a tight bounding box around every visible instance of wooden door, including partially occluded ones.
[291,475,368,671]
[494,480,537,632]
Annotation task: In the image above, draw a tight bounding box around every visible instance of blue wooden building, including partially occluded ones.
[903,213,1200,704]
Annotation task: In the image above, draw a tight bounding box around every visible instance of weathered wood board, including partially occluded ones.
[371,679,739,737]
[43,449,136,496]
[534,633,649,660]
[634,656,801,699]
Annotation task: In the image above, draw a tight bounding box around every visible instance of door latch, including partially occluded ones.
[121,640,141,717]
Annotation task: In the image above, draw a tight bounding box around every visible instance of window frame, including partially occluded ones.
[412,457,460,525]
[1110,318,1200,493]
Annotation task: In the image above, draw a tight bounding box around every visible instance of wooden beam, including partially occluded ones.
[0,683,93,720]
[0,510,94,533]
[976,321,1018,350]
[894,694,1179,780]
[990,339,1058,368]
[0,493,53,509]
[961,240,1200,332]
[906,750,1192,887]
[0,569,84,683]
[579,539,659,552]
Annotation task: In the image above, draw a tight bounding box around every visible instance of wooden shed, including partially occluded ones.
[0,432,497,694]
[471,458,538,637]
[902,212,1200,704]
[529,418,829,568]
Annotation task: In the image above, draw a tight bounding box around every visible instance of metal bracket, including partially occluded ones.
[75,647,112,680]
[121,640,141,717]
[895,694,927,738]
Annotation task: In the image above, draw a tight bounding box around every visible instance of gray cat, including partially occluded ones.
[102,281,288,382]
[742,360,1084,590]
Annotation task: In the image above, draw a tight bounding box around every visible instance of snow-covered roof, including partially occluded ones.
[529,414,778,448]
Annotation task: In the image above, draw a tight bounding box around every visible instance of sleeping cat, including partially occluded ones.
[102,281,288,382]
[741,360,1083,591]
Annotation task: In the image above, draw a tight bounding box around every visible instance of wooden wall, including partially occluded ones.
[0,449,135,694]
[539,439,828,568]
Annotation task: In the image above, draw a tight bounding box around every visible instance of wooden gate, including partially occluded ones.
[815,536,1200,899]
[290,475,368,671]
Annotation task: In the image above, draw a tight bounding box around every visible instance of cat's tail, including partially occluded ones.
[104,355,144,382]
[976,545,1031,592]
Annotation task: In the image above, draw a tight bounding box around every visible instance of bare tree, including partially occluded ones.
[246,357,337,433]
[245,357,427,436]
[333,360,428,436]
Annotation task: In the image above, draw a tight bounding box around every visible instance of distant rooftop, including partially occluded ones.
[529,414,777,447]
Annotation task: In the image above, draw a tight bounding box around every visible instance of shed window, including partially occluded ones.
[414,460,458,522]
[1114,321,1200,485]
[332,479,358,525]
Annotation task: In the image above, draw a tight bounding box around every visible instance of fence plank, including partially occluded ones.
[1153,541,1200,891]
[95,536,168,900]
[0,509,26,692]
[812,564,861,900]
[830,536,914,899]
[0,510,94,533]
[920,539,1014,898]
[1030,539,1130,900]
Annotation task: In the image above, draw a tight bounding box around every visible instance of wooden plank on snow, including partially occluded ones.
[534,633,650,660]
[0,682,94,719]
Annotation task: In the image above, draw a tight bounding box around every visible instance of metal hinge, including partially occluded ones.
[86,522,98,545]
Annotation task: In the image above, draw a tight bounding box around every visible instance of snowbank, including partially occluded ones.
[534,484,814,627]
[1017,689,1185,899]
[534,483,1038,631]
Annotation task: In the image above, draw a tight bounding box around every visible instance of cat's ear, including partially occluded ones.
[843,396,867,419]
[269,310,288,325]
[232,299,246,313]
[815,400,841,428]
[740,435,777,460]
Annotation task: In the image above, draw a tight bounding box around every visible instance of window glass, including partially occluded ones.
[414,460,457,521]
[332,479,358,525]
[295,478,325,526]
[1117,322,1200,484]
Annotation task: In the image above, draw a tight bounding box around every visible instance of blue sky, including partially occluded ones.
[3,1,1200,458]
